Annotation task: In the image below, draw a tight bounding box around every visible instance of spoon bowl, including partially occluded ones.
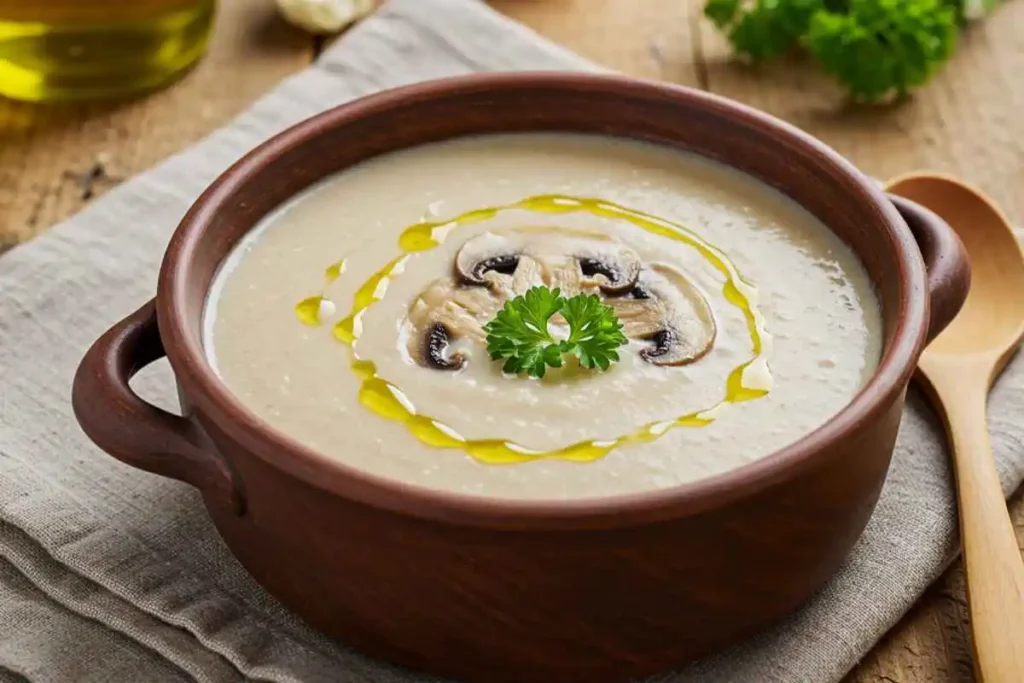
[886,172,1024,683]
[890,174,1024,364]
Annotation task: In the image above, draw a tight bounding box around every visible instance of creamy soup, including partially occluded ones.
[205,133,883,500]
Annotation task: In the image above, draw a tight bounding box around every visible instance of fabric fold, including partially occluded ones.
[0,1,1021,682]
[0,554,193,683]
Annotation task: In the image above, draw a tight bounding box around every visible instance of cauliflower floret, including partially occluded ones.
[276,0,375,34]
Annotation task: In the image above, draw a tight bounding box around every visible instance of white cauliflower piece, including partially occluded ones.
[277,0,375,34]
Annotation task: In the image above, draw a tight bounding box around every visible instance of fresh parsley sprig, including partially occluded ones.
[705,0,968,102]
[483,286,628,379]
[805,0,959,101]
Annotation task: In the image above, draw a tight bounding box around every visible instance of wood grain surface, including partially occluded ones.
[2,0,1023,681]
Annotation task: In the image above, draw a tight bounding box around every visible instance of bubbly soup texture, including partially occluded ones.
[206,134,883,500]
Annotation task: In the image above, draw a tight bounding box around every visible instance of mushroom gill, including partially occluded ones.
[570,240,642,294]
[424,323,463,370]
[607,265,717,366]
[454,228,642,295]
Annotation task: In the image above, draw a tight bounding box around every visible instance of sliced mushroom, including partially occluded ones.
[609,265,716,366]
[455,228,641,294]
[425,323,465,370]
[545,254,585,297]
[485,254,547,300]
[623,281,652,300]
[406,277,502,370]
[417,228,719,371]
[570,241,642,294]
[455,232,527,286]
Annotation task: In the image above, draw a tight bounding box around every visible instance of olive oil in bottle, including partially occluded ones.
[0,0,215,103]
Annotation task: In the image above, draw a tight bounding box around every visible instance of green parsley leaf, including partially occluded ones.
[560,293,629,371]
[483,287,629,379]
[704,0,966,100]
[705,0,962,101]
[804,0,958,101]
[705,0,827,62]
[484,287,565,379]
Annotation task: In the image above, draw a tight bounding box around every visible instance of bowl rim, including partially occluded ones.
[158,71,927,529]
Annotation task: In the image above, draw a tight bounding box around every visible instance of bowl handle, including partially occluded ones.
[888,194,971,344]
[72,300,245,515]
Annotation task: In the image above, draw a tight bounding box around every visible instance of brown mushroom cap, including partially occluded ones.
[608,265,716,366]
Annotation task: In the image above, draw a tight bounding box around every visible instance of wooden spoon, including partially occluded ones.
[887,173,1024,683]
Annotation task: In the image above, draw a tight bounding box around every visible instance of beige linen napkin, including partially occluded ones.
[0,1,1022,682]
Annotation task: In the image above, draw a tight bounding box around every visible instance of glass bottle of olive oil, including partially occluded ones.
[0,0,215,103]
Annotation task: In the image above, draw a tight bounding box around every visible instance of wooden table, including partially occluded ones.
[2,1,1022,680]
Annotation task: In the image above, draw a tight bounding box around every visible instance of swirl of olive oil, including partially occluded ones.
[294,259,347,326]
[296,195,770,465]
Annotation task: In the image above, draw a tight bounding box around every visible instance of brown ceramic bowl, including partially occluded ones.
[72,73,970,682]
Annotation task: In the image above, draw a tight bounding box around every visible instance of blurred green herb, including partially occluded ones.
[704,0,999,101]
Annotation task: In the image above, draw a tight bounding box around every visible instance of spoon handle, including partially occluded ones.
[927,367,1024,682]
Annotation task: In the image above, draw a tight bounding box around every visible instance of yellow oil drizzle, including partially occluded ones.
[292,259,346,327]
[325,259,345,282]
[300,195,771,464]
[333,256,407,345]
[294,296,324,327]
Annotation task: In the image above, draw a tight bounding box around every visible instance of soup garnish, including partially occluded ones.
[483,287,628,378]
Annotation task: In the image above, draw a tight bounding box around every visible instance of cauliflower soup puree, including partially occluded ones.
[204,133,882,500]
